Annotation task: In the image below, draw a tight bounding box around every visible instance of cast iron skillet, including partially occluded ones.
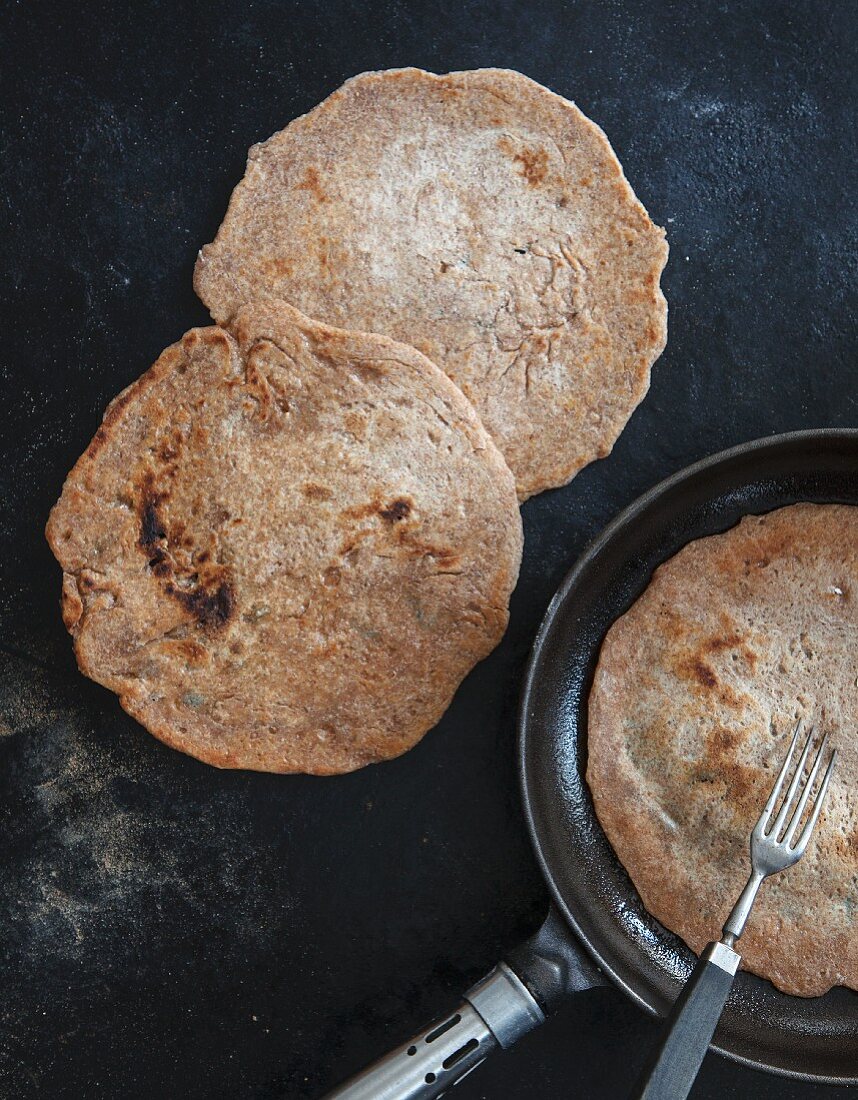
[329,429,858,1099]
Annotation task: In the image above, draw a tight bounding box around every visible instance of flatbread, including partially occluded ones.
[46,300,522,774]
[194,67,668,500]
[587,504,857,996]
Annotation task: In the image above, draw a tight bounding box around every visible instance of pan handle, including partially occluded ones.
[324,905,606,1099]
[506,902,607,1012]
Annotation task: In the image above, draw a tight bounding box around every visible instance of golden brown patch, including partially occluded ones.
[155,426,185,463]
[683,656,717,689]
[709,725,738,756]
[171,639,208,666]
[700,726,757,812]
[702,632,759,671]
[315,235,331,274]
[340,499,381,523]
[295,165,328,202]
[303,483,333,502]
[264,258,294,279]
[498,136,549,186]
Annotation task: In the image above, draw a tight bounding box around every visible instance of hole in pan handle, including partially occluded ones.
[323,906,606,1100]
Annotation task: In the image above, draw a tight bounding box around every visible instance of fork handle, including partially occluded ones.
[631,941,740,1100]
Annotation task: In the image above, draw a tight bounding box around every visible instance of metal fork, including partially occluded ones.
[633,721,837,1100]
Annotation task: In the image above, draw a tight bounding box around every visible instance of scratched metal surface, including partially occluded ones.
[0,1,856,1097]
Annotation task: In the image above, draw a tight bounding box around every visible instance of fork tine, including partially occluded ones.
[758,721,802,829]
[791,749,837,855]
[783,733,829,846]
[769,723,816,838]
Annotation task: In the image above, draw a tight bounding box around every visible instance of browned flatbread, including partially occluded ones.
[587,504,857,996]
[194,67,668,500]
[46,301,522,774]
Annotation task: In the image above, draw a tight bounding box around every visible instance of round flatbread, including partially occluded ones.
[587,503,857,996]
[46,301,522,774]
[194,67,668,500]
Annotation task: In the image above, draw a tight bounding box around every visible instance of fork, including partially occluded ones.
[633,721,837,1100]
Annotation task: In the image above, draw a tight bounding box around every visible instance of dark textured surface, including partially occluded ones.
[0,2,856,1097]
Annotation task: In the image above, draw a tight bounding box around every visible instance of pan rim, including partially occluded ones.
[518,427,858,1085]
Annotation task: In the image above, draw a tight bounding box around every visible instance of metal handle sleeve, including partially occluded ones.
[632,941,740,1100]
[325,964,544,1100]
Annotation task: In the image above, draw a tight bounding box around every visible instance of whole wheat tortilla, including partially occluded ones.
[46,300,522,774]
[587,504,857,997]
[194,67,668,500]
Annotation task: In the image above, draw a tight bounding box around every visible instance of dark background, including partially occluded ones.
[1,1,856,1097]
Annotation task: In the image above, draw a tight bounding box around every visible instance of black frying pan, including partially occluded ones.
[329,429,858,1099]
